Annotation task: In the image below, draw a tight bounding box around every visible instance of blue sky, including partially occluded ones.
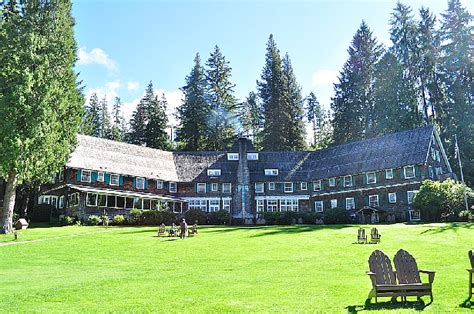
[73,0,473,129]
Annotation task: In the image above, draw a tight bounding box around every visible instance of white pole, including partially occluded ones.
[455,134,469,211]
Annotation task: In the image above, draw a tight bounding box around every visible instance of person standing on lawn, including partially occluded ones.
[180,218,188,239]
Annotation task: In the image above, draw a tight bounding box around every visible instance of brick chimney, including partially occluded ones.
[233,137,252,224]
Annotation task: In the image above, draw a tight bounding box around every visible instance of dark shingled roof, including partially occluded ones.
[173,152,238,182]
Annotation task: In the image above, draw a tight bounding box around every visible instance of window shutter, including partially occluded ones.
[362,174,366,185]
[207,183,210,193]
[352,176,356,186]
[194,183,197,193]
[320,180,324,191]
[91,171,98,182]
[365,195,369,206]
[415,165,420,178]
[119,176,124,186]
[133,178,136,188]
[105,173,111,184]
[76,170,81,182]
[144,179,149,189]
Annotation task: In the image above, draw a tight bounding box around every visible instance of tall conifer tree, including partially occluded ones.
[110,97,126,142]
[146,93,171,150]
[81,93,101,137]
[238,91,263,147]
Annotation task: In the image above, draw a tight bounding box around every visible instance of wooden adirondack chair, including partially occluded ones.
[357,228,367,244]
[393,249,435,303]
[468,250,474,299]
[367,250,404,303]
[370,228,381,244]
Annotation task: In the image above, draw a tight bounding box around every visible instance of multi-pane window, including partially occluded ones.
[227,153,239,160]
[136,177,145,189]
[110,174,120,186]
[407,190,417,204]
[300,182,308,190]
[189,199,207,211]
[207,169,221,176]
[169,182,177,193]
[280,199,298,212]
[385,169,394,179]
[256,200,264,212]
[284,182,293,193]
[314,201,324,212]
[81,170,91,183]
[211,183,218,192]
[369,195,379,207]
[313,180,322,191]
[264,169,279,176]
[59,196,64,209]
[404,165,415,179]
[268,182,276,191]
[156,180,164,189]
[267,200,278,212]
[330,199,337,209]
[366,172,376,184]
[197,183,206,193]
[68,193,79,207]
[346,197,355,210]
[329,178,336,187]
[222,183,231,193]
[343,175,352,187]
[209,200,220,212]
[97,172,105,182]
[247,153,258,160]
[98,194,107,207]
[255,182,264,193]
[86,193,97,206]
[409,210,421,221]
[388,192,397,203]
[133,197,142,209]
[223,199,231,211]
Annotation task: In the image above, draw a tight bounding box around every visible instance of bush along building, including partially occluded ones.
[39,125,454,223]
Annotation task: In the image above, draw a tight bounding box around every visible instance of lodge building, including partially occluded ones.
[39,125,454,223]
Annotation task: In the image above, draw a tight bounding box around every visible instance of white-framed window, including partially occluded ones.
[329,178,336,187]
[267,200,278,212]
[86,193,97,206]
[385,169,394,179]
[366,172,376,184]
[265,169,278,176]
[330,199,337,209]
[369,195,379,207]
[189,199,207,211]
[346,197,355,210]
[209,200,220,212]
[97,172,105,182]
[207,169,221,177]
[256,200,264,212]
[315,201,324,213]
[255,182,264,193]
[197,183,206,193]
[343,175,352,187]
[97,194,107,207]
[284,182,293,193]
[409,209,421,221]
[222,183,231,193]
[247,153,258,160]
[223,199,231,211]
[300,182,308,190]
[40,196,50,205]
[59,196,65,209]
[268,182,276,191]
[407,190,417,204]
[211,183,218,192]
[388,192,397,203]
[313,180,322,191]
[136,177,145,189]
[156,180,164,189]
[404,165,415,179]
[68,193,79,207]
[110,174,120,186]
[435,150,440,162]
[50,197,58,208]
[169,182,177,193]
[227,153,239,161]
[280,199,298,212]
[81,169,91,183]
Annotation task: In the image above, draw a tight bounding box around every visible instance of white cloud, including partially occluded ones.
[85,81,122,107]
[311,69,339,87]
[127,81,140,91]
[77,47,117,71]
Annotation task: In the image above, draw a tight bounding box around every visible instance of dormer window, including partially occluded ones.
[197,183,206,193]
[156,180,163,189]
[265,169,278,176]
[300,182,307,190]
[110,174,120,186]
[343,175,352,187]
[313,180,322,191]
[207,169,221,177]
[366,172,376,184]
[255,182,264,193]
[284,182,293,193]
[81,170,91,183]
[227,153,239,161]
[404,165,415,179]
[169,182,177,193]
[136,177,145,189]
[97,172,105,182]
[385,169,394,179]
[247,153,258,160]
[328,177,336,187]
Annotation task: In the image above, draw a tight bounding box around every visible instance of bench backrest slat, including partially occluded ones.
[368,250,396,285]
[394,249,421,284]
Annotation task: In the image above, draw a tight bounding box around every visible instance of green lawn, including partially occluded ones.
[1,223,473,313]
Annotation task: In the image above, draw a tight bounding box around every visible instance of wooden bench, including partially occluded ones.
[370,228,381,244]
[367,250,404,303]
[357,228,367,244]
[468,250,474,299]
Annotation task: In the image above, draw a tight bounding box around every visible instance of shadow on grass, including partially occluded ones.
[459,298,473,309]
[347,298,427,313]
[420,223,473,234]
[203,224,354,237]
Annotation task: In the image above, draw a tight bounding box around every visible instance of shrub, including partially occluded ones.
[100,215,110,226]
[185,208,206,224]
[29,204,55,222]
[112,215,125,225]
[323,208,351,224]
[61,216,75,225]
[458,210,471,222]
[301,212,320,224]
[279,211,299,225]
[87,215,101,226]
[263,212,282,225]
[128,209,142,224]
[207,210,230,225]
[138,210,177,225]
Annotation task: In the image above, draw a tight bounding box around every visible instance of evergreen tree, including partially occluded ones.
[438,0,473,185]
[331,21,383,144]
[257,34,291,150]
[110,97,126,142]
[176,53,210,151]
[99,95,112,139]
[0,0,83,233]
[81,93,101,137]
[146,93,171,150]
[238,91,263,147]
[282,53,306,150]
[306,92,324,148]
[205,45,238,150]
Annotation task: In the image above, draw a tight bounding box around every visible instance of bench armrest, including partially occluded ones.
[419,269,435,284]
[467,269,474,273]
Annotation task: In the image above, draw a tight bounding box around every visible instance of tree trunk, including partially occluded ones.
[1,170,18,234]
